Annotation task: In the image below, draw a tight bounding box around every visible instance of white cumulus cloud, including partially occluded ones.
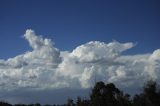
[0,29,160,93]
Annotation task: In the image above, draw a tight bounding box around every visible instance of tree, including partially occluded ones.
[143,80,159,106]
[0,101,12,106]
[116,91,132,106]
[133,80,160,106]
[90,81,122,106]
[90,81,106,106]
[67,99,75,106]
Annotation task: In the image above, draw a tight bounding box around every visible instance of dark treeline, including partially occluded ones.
[1,80,160,106]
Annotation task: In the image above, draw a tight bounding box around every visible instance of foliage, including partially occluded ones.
[0,80,160,106]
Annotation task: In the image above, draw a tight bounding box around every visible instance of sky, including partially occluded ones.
[0,0,160,59]
[0,0,160,104]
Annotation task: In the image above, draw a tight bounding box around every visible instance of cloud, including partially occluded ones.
[71,41,134,62]
[0,29,160,94]
[24,29,53,50]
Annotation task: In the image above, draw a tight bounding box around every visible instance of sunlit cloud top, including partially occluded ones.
[0,29,160,91]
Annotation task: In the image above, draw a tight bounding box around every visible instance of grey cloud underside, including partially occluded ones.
[0,88,90,105]
[0,29,160,91]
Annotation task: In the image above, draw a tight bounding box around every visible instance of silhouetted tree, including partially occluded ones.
[1,80,160,106]
[76,97,82,106]
[116,91,132,106]
[90,81,122,106]
[133,80,160,106]
[0,101,12,106]
[67,99,75,106]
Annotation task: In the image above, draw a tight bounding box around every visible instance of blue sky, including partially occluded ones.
[0,0,160,59]
[0,0,160,104]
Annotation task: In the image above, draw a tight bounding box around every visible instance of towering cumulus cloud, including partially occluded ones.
[0,29,160,92]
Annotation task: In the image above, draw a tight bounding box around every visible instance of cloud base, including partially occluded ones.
[0,29,160,103]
